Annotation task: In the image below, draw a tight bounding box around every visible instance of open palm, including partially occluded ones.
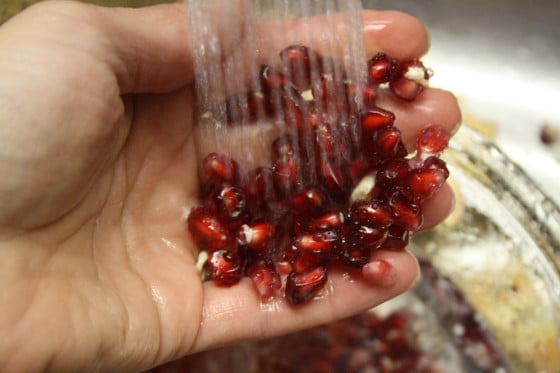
[0,2,460,372]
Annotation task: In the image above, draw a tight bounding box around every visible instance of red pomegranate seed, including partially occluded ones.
[416,125,450,156]
[306,211,345,232]
[376,127,407,156]
[237,222,273,251]
[348,199,393,229]
[294,230,339,254]
[248,262,282,299]
[187,206,232,250]
[375,159,410,191]
[279,45,318,91]
[390,77,424,101]
[362,84,378,108]
[214,185,247,221]
[346,225,387,250]
[342,243,371,268]
[290,186,327,216]
[367,53,401,84]
[203,152,238,185]
[381,224,410,249]
[403,168,447,204]
[360,107,395,132]
[293,250,325,273]
[285,267,328,305]
[208,249,242,286]
[389,193,423,231]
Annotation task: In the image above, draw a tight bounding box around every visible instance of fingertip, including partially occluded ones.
[362,10,429,60]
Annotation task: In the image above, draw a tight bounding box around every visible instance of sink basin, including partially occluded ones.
[364,0,560,205]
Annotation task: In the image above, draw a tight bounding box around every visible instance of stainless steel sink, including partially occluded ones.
[363,0,560,204]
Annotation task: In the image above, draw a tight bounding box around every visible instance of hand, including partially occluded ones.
[0,1,460,372]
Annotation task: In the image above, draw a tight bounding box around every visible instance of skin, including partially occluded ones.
[0,1,461,372]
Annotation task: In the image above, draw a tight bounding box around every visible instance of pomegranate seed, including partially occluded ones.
[402,168,447,204]
[279,45,318,91]
[292,250,325,273]
[416,125,450,156]
[390,77,424,100]
[367,53,401,84]
[203,152,238,185]
[306,211,345,232]
[290,186,326,216]
[187,206,232,250]
[285,267,328,305]
[208,249,242,285]
[247,262,282,299]
[389,193,423,231]
[213,185,247,221]
[360,107,395,133]
[346,225,387,250]
[237,222,273,251]
[362,84,378,107]
[381,224,410,249]
[342,243,371,268]
[294,230,339,254]
[348,199,393,229]
[375,159,410,191]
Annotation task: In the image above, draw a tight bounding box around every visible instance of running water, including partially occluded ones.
[185,0,366,191]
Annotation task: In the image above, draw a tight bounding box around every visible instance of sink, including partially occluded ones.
[363,0,560,205]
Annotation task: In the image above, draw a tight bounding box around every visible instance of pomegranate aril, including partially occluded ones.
[367,53,401,84]
[208,250,242,286]
[279,45,318,91]
[389,193,423,231]
[213,185,247,221]
[390,77,424,101]
[342,243,371,268]
[294,230,340,254]
[360,107,395,133]
[187,206,232,251]
[203,152,239,185]
[285,267,328,306]
[346,225,387,250]
[306,211,345,232]
[290,186,327,216]
[237,222,273,252]
[416,125,450,156]
[348,199,393,229]
[402,167,447,204]
[248,262,282,299]
[382,224,410,249]
[375,158,410,192]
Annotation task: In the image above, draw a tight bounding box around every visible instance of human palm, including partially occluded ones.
[0,2,460,372]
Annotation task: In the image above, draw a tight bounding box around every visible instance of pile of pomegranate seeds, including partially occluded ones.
[188,45,450,305]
